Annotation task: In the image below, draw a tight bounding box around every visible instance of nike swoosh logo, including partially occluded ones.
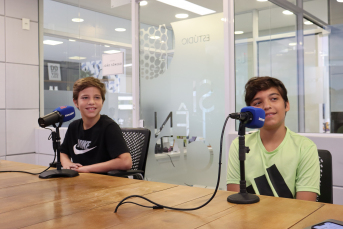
[73,144,97,155]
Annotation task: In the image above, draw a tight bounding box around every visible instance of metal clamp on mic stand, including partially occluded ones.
[39,118,79,179]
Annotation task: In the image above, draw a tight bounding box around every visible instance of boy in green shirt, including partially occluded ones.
[227,76,320,201]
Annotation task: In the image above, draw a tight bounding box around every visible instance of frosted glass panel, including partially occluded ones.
[140,0,225,189]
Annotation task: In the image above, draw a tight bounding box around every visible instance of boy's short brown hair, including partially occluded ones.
[245,76,288,106]
[73,77,106,102]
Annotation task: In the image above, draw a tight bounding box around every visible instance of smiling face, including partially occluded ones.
[250,87,290,130]
[73,86,103,123]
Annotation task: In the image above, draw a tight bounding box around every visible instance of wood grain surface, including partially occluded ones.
[1,160,342,229]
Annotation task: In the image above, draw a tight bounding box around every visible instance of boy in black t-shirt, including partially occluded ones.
[60,77,132,173]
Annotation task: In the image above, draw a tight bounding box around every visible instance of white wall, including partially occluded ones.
[0,0,39,162]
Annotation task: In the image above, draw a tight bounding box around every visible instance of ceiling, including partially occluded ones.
[44,0,328,63]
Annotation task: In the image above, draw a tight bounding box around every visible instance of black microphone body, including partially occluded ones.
[229,112,253,123]
[38,111,62,128]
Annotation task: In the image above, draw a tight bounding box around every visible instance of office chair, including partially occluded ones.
[107,128,151,180]
[317,149,333,204]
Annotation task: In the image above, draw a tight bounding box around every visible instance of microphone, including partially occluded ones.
[38,106,75,128]
[229,106,265,128]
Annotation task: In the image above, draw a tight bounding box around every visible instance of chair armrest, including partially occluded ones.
[107,169,144,177]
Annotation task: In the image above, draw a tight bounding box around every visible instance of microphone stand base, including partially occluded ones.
[39,169,79,179]
[227,192,260,204]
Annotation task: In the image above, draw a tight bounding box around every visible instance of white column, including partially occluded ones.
[131,0,140,127]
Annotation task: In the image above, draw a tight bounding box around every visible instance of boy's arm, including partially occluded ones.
[75,152,132,173]
[296,191,317,201]
[60,152,83,169]
[227,140,241,191]
[295,143,320,201]
[227,184,240,192]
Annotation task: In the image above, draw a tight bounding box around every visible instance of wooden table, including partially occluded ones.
[1,160,343,229]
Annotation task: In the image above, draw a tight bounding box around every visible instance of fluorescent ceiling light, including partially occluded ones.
[175,13,188,19]
[124,64,132,67]
[72,18,84,22]
[257,0,268,2]
[104,45,110,47]
[304,21,313,25]
[69,39,76,42]
[104,50,121,54]
[289,43,297,46]
[115,28,126,32]
[337,0,343,2]
[150,36,160,39]
[118,96,133,100]
[282,10,293,15]
[69,56,86,60]
[43,40,63,45]
[118,105,133,110]
[158,0,215,15]
[234,31,244,34]
[140,1,148,6]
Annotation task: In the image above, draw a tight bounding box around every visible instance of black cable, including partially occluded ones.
[121,201,154,209]
[114,115,231,213]
[167,154,175,167]
[0,128,56,175]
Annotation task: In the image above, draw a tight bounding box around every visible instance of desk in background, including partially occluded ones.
[1,160,343,229]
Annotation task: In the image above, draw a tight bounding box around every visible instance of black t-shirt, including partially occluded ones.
[60,115,129,166]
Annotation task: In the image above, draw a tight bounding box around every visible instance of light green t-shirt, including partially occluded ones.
[227,127,320,198]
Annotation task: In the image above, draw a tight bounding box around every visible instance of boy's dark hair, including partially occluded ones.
[73,77,106,102]
[245,76,288,106]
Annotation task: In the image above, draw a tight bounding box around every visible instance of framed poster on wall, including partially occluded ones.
[48,63,61,81]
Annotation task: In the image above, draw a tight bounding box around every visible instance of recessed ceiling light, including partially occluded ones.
[72,18,84,22]
[304,21,313,25]
[140,1,148,6]
[158,0,215,15]
[104,50,121,54]
[118,105,133,110]
[43,40,63,45]
[221,18,226,22]
[257,0,268,2]
[150,36,160,39]
[289,42,297,46]
[104,45,110,47]
[69,39,76,42]
[69,56,86,60]
[115,28,126,32]
[118,96,133,100]
[234,31,244,34]
[283,10,293,15]
[175,14,189,19]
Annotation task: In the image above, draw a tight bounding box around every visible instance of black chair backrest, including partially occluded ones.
[317,149,333,204]
[121,128,151,173]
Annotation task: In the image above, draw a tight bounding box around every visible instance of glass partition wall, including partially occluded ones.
[139,0,226,188]
[40,0,341,189]
[43,0,133,127]
[234,0,330,133]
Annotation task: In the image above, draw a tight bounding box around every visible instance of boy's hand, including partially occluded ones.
[63,162,83,170]
[74,166,91,173]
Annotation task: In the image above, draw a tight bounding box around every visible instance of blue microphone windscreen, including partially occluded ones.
[241,106,265,128]
[53,106,75,122]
